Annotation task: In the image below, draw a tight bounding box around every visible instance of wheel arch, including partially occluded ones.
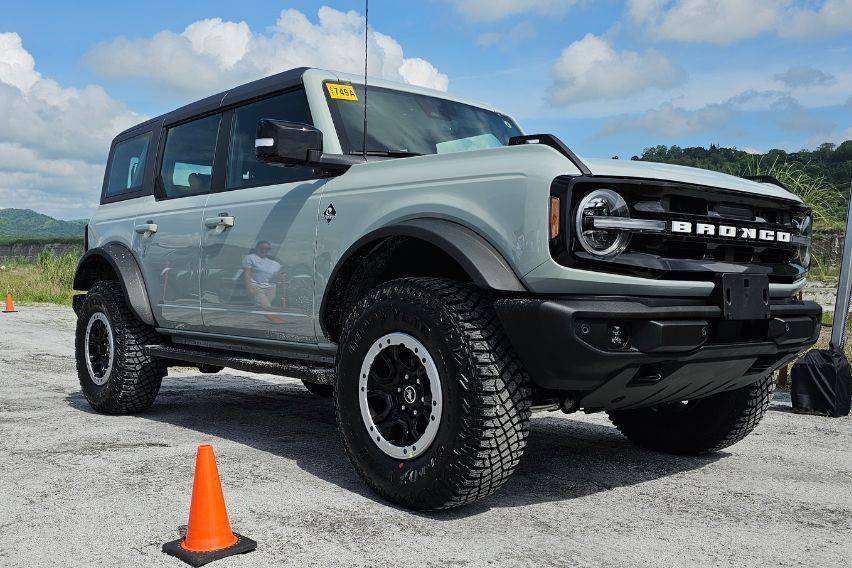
[73,243,156,326]
[319,218,526,343]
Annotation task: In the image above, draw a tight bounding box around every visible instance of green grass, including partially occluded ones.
[742,156,848,230]
[0,250,80,305]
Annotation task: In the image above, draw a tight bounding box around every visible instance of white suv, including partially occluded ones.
[73,67,821,510]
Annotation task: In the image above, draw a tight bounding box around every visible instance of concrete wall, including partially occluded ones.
[0,242,82,262]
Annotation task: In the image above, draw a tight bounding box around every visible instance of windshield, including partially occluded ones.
[325,83,522,157]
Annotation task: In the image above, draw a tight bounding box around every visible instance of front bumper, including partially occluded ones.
[494,296,821,411]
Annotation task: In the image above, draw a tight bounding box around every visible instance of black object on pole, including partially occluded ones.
[791,347,851,416]
[791,180,852,417]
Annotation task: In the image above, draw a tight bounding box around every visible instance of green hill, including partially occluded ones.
[632,141,852,229]
[0,209,86,245]
[633,141,852,190]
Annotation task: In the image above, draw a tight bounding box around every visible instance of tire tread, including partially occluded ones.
[336,277,531,510]
[75,281,164,414]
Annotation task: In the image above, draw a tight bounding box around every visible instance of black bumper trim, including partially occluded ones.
[494,296,821,411]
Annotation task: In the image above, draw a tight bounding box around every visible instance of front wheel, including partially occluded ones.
[75,281,165,414]
[607,374,775,454]
[335,278,531,510]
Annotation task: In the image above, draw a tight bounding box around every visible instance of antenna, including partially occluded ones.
[362,0,369,159]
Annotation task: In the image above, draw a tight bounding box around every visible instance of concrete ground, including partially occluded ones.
[0,305,849,568]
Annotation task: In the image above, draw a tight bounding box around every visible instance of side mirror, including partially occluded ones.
[255,120,323,166]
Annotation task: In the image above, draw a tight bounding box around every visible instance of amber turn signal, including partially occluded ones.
[549,196,561,239]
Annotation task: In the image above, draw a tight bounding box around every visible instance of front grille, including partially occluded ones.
[629,189,800,266]
[630,232,798,264]
[551,176,810,283]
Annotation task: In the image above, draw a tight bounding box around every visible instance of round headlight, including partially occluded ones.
[575,189,630,257]
[796,214,812,268]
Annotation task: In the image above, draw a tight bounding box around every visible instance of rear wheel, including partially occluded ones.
[335,277,531,510]
[607,374,775,454]
[75,281,165,414]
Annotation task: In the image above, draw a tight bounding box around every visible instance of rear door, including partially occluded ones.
[134,114,222,330]
[200,88,325,342]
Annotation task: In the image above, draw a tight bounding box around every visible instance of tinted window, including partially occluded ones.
[160,114,221,198]
[105,132,151,197]
[227,89,314,189]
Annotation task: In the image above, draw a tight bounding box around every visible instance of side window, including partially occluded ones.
[227,89,314,190]
[105,132,151,198]
[159,114,221,198]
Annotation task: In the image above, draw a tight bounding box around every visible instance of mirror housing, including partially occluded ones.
[256,119,323,165]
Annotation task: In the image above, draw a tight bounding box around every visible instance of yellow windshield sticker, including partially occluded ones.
[326,83,358,101]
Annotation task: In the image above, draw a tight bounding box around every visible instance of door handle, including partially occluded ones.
[204,216,235,229]
[134,222,158,235]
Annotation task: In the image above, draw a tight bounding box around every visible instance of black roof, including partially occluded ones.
[115,67,310,139]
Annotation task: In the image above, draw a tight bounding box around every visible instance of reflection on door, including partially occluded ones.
[200,180,325,342]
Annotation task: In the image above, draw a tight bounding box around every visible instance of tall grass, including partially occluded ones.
[0,250,80,305]
[742,155,848,230]
[741,156,848,281]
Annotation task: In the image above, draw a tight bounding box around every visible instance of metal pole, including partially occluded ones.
[830,182,852,348]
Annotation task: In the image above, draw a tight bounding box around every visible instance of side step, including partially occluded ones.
[145,344,336,385]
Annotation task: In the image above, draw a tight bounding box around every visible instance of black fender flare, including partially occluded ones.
[320,218,527,335]
[73,243,156,326]
[388,218,527,292]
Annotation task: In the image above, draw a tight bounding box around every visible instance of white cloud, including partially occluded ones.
[628,0,780,44]
[628,0,852,44]
[0,33,39,92]
[781,0,852,38]
[774,66,836,88]
[449,0,575,21]
[0,33,142,218]
[85,7,448,95]
[182,18,252,69]
[549,33,685,105]
[598,89,829,139]
[600,101,734,137]
[475,22,536,47]
[476,32,502,47]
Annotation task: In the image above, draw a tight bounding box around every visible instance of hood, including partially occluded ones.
[580,157,802,203]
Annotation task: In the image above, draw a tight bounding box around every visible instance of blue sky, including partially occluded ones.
[1,0,850,218]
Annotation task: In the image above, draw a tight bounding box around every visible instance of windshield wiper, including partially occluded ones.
[349,150,424,158]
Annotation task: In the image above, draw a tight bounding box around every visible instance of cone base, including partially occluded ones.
[162,532,257,566]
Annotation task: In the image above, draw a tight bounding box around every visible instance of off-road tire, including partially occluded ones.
[302,380,334,398]
[607,374,775,454]
[335,277,531,510]
[75,281,165,414]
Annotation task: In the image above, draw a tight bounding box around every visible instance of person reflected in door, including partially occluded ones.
[242,241,285,312]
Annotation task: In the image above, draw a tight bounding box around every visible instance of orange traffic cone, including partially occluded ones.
[2,293,16,313]
[162,445,256,566]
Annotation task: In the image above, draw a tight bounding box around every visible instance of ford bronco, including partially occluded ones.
[73,67,821,510]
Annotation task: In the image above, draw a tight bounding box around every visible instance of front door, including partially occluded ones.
[200,89,324,343]
[134,114,221,330]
